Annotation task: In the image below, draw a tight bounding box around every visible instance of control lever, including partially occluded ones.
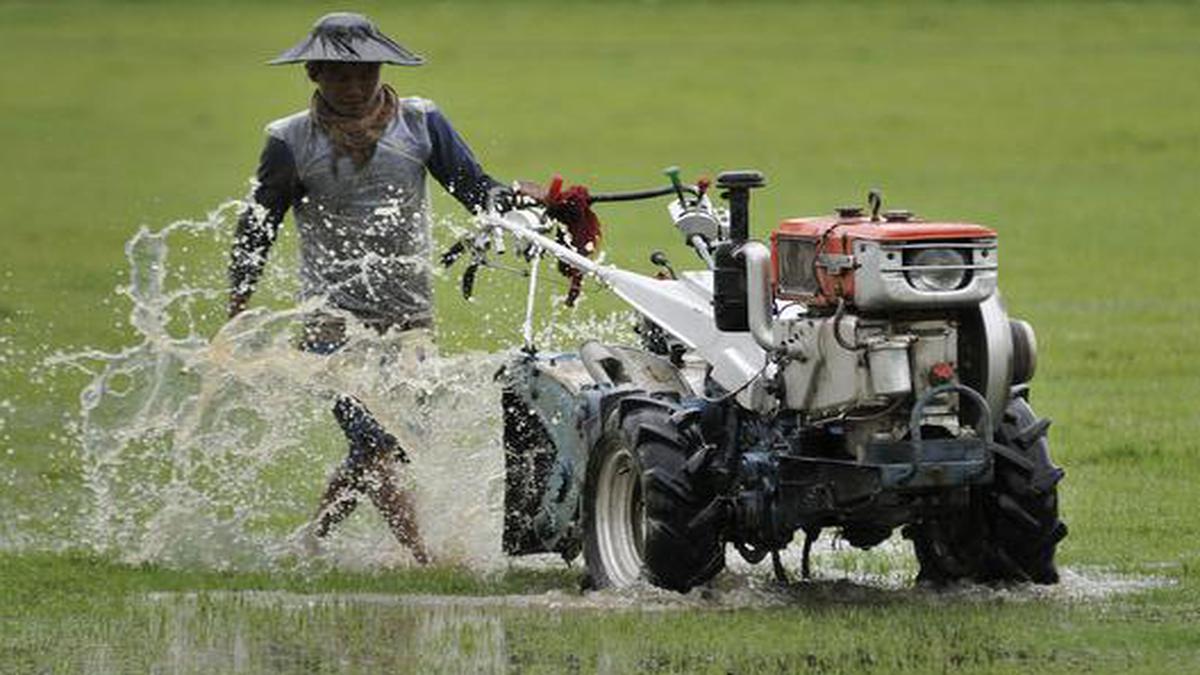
[663,165,688,207]
[650,250,677,280]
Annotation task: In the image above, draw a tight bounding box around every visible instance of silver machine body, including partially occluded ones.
[481,208,1017,430]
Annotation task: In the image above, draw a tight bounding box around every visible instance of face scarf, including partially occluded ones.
[310,83,398,169]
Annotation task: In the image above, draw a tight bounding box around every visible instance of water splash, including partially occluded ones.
[44,199,643,571]
[34,205,417,562]
[28,198,1168,605]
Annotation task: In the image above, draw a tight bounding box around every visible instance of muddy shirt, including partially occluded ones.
[231,97,501,325]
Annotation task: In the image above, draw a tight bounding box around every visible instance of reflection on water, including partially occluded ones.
[58,564,1166,675]
[92,593,508,673]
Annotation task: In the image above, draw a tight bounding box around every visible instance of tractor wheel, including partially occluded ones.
[907,395,1067,585]
[583,396,724,592]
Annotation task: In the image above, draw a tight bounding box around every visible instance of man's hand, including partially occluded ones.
[486,182,543,214]
[514,180,547,202]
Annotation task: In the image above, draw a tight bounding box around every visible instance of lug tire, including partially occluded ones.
[583,396,724,592]
[908,396,1067,585]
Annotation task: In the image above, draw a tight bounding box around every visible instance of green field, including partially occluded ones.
[2,0,1200,672]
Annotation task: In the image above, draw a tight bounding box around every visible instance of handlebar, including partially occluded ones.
[451,172,716,299]
[485,181,707,214]
[587,184,702,204]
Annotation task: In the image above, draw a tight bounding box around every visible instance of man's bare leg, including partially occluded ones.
[311,464,362,538]
[314,395,430,563]
[362,459,430,564]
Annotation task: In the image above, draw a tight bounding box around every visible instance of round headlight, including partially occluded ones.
[905,248,967,291]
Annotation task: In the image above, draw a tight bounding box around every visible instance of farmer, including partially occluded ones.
[228,12,510,563]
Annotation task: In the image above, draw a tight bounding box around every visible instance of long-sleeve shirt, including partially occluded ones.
[230,97,502,325]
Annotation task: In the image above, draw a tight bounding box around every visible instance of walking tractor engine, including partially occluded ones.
[756,202,1007,460]
[453,167,1065,593]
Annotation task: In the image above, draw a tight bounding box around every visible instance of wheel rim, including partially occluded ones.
[594,445,645,586]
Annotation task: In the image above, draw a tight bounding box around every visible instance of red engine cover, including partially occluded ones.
[770,213,997,307]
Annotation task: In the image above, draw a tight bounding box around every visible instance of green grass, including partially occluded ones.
[2,0,1199,671]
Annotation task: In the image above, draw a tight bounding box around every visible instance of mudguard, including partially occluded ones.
[499,346,694,558]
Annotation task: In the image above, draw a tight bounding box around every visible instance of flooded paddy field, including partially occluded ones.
[4,550,1190,674]
[3,1,1200,672]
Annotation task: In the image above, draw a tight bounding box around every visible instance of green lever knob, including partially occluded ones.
[663,165,686,205]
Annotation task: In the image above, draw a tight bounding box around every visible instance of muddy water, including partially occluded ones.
[45,203,484,568]
[41,200,641,572]
[80,564,1165,674]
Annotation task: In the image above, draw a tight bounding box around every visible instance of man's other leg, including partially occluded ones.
[311,461,362,538]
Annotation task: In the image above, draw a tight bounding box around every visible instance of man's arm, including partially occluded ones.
[229,136,299,318]
[425,108,505,213]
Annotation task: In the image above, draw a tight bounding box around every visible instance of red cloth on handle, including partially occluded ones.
[541,175,603,306]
